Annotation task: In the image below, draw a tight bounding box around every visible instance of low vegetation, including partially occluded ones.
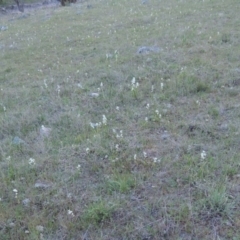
[0,0,240,239]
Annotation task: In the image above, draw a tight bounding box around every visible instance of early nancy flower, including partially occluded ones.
[151,85,154,92]
[67,209,75,216]
[131,77,139,91]
[153,158,161,163]
[161,82,164,90]
[13,189,18,198]
[201,150,206,160]
[102,115,107,125]
[29,158,36,166]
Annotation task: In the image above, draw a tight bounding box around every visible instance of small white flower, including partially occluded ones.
[77,83,83,89]
[90,122,95,129]
[6,156,11,161]
[86,148,90,154]
[68,209,74,216]
[13,189,18,198]
[155,110,159,115]
[153,158,161,163]
[161,82,164,90]
[131,77,139,91]
[102,115,107,125]
[145,117,148,122]
[57,85,60,95]
[143,152,147,158]
[151,85,154,92]
[90,93,99,97]
[29,158,36,166]
[44,79,48,88]
[146,103,150,109]
[201,150,206,160]
[116,130,123,138]
[115,144,119,151]
[100,82,103,88]
[131,77,136,85]
[134,154,137,160]
[40,125,51,138]
[116,106,120,111]
[77,164,81,170]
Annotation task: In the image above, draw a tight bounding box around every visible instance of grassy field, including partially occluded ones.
[1,0,240,239]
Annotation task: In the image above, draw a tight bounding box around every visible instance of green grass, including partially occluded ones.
[1,0,240,239]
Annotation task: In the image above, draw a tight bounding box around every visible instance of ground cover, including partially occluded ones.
[0,0,240,239]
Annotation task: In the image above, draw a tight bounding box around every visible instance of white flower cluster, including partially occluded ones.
[90,115,107,129]
[112,129,123,138]
[201,150,206,160]
[29,158,36,166]
[131,77,139,91]
[13,189,18,198]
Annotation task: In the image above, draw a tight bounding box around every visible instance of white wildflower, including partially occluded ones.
[116,106,120,111]
[145,117,148,122]
[68,209,74,217]
[102,115,107,125]
[28,158,36,166]
[57,85,60,95]
[86,148,90,154]
[77,164,81,170]
[143,152,147,158]
[13,189,18,198]
[153,158,161,163]
[40,125,51,138]
[90,93,99,97]
[151,85,154,92]
[116,130,123,138]
[146,103,150,109]
[161,82,164,90]
[131,77,139,91]
[44,79,48,88]
[132,77,136,85]
[134,154,137,160]
[201,150,206,160]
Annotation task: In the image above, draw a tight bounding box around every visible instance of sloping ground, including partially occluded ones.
[0,0,240,239]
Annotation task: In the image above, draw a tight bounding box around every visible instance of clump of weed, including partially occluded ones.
[197,185,234,220]
[82,200,116,226]
[105,173,136,194]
